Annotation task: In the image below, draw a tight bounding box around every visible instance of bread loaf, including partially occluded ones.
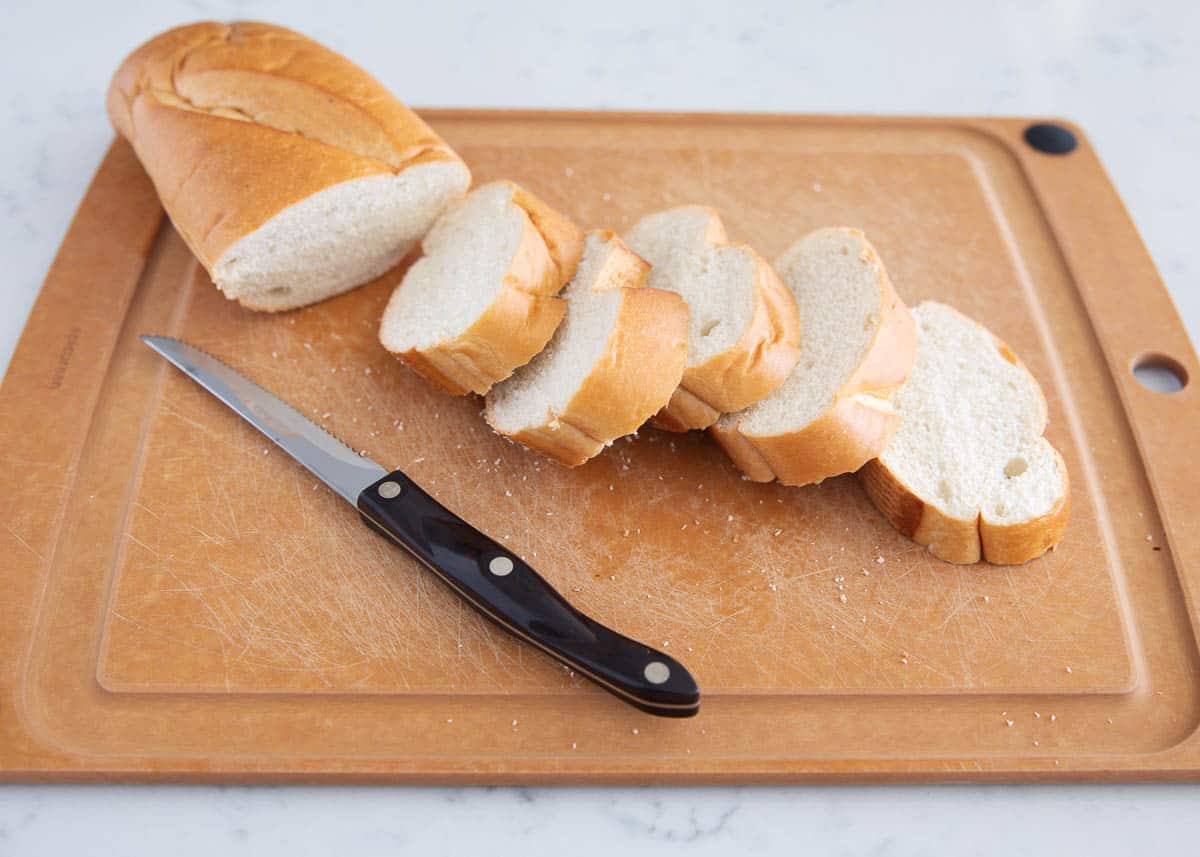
[712,228,916,485]
[379,181,584,395]
[624,206,800,431]
[485,230,688,465]
[107,21,471,311]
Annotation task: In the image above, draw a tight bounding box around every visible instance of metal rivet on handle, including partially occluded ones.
[488,556,515,577]
[377,481,402,499]
[643,661,670,684]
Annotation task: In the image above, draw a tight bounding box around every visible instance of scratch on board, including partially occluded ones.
[4,523,45,561]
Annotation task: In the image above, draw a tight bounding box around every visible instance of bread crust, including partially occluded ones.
[510,186,585,287]
[633,207,799,432]
[860,305,1070,565]
[107,21,468,306]
[980,450,1071,564]
[653,386,722,434]
[487,232,689,466]
[391,187,580,395]
[718,393,901,485]
[659,253,801,431]
[711,232,917,485]
[861,449,1070,565]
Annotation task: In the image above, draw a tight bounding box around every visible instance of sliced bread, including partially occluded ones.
[624,206,800,431]
[711,228,917,486]
[861,302,1069,564]
[107,22,471,311]
[485,230,688,466]
[379,181,585,395]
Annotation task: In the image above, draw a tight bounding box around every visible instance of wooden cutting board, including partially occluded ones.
[2,111,1199,782]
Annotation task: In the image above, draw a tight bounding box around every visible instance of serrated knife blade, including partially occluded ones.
[141,336,388,503]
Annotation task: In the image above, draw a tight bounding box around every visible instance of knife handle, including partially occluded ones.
[357,470,700,718]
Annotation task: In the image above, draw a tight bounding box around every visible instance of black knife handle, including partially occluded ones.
[357,470,700,717]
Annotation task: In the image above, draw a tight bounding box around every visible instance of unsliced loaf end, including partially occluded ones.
[215,162,469,311]
[379,181,584,395]
[485,230,688,466]
[711,227,916,486]
[861,301,1070,564]
[624,206,799,431]
[107,21,471,312]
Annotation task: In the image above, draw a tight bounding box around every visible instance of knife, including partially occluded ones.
[141,336,700,718]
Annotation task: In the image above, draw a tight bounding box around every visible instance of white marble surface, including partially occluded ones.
[2,0,1198,853]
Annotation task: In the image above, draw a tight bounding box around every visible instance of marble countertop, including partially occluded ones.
[1,0,1197,852]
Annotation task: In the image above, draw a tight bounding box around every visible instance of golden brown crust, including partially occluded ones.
[859,457,926,540]
[549,287,688,462]
[979,449,1071,564]
[706,414,775,480]
[393,196,574,396]
[386,183,583,396]
[500,418,606,467]
[862,451,1071,565]
[841,242,918,398]
[861,456,982,563]
[713,235,918,485]
[488,233,689,466]
[106,21,467,283]
[715,393,901,486]
[396,287,568,396]
[510,186,585,287]
[655,246,800,431]
[652,387,722,433]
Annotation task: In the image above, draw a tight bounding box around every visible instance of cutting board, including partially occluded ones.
[2,111,1199,782]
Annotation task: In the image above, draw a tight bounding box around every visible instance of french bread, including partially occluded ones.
[861,301,1070,564]
[711,228,916,485]
[485,230,688,466]
[624,206,800,431]
[379,181,584,395]
[107,21,471,311]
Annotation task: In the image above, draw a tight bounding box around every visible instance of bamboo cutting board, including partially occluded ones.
[2,111,1199,782]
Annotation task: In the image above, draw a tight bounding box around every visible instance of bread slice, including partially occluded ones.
[379,181,585,395]
[861,302,1070,564]
[711,228,917,486]
[485,231,688,466]
[624,206,799,431]
[107,21,471,311]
